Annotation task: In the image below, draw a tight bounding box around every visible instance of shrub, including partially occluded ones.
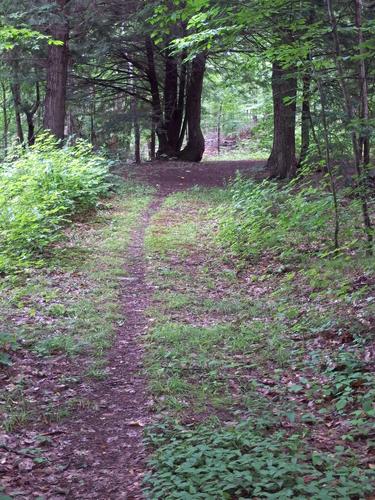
[217,174,358,260]
[0,134,111,272]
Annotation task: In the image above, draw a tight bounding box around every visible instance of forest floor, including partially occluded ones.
[1,160,374,499]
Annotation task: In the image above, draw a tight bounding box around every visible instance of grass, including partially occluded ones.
[143,185,375,498]
[0,179,154,431]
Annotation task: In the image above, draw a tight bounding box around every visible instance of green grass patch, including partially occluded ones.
[143,184,375,498]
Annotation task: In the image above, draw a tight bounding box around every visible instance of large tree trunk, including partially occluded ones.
[267,62,297,178]
[43,0,69,140]
[164,49,179,154]
[179,54,206,162]
[145,36,169,156]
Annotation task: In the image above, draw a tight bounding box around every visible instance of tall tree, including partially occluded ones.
[266,61,297,178]
[179,53,206,161]
[43,0,70,139]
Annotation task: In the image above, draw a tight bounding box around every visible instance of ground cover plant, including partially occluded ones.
[143,185,374,498]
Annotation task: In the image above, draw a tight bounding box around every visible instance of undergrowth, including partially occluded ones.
[217,173,369,260]
[145,420,373,499]
[144,185,375,499]
[0,134,111,272]
[0,179,153,429]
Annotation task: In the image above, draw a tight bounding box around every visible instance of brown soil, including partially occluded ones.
[127,159,266,190]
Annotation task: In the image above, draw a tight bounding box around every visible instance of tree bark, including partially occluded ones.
[179,54,206,162]
[145,36,168,156]
[133,97,141,164]
[43,0,69,140]
[10,82,24,145]
[1,82,8,153]
[164,49,179,154]
[355,0,370,167]
[266,62,297,178]
[149,120,156,160]
[298,70,311,167]
[217,101,223,156]
[23,83,40,146]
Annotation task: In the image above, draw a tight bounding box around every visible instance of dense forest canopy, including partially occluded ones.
[0,1,373,166]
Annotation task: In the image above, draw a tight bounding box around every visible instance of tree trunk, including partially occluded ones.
[217,102,223,155]
[164,49,179,154]
[179,54,206,162]
[298,70,311,167]
[145,36,168,156]
[132,95,141,164]
[25,112,35,145]
[150,120,156,160]
[326,0,372,253]
[24,82,40,146]
[355,0,370,167]
[43,0,69,140]
[1,82,9,153]
[10,82,24,144]
[134,116,141,164]
[266,62,297,178]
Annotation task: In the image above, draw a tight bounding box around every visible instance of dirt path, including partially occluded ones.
[42,196,166,499]
[128,159,266,190]
[43,161,266,498]
[2,160,267,499]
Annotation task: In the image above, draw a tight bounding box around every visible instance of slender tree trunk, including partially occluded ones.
[315,74,340,249]
[298,70,311,167]
[88,85,95,145]
[25,112,35,145]
[179,54,206,162]
[267,62,297,178]
[43,0,69,140]
[150,120,156,160]
[10,82,24,144]
[175,60,187,149]
[1,82,9,153]
[326,0,372,253]
[355,0,370,167]
[131,89,141,164]
[217,102,223,156]
[24,82,40,146]
[164,48,179,154]
[133,105,141,164]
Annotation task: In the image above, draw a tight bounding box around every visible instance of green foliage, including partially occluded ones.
[218,175,329,258]
[322,350,375,416]
[0,17,63,51]
[217,174,362,260]
[0,183,152,430]
[0,332,19,366]
[0,134,111,272]
[144,420,374,499]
